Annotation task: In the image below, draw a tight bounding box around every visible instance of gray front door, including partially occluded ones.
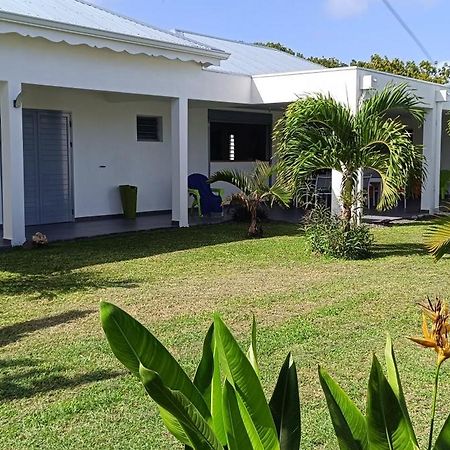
[23,109,73,225]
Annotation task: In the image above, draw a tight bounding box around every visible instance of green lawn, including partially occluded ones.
[1,222,449,449]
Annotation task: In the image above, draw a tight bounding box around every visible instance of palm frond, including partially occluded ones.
[274,95,353,192]
[262,182,291,207]
[358,116,425,210]
[358,82,425,124]
[252,160,275,190]
[425,217,450,260]
[209,162,290,208]
[209,169,251,194]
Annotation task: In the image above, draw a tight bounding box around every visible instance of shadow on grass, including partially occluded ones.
[0,222,299,277]
[0,357,123,401]
[0,310,95,347]
[371,242,426,258]
[0,270,139,299]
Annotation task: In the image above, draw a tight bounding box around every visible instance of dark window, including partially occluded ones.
[210,122,270,162]
[137,116,162,142]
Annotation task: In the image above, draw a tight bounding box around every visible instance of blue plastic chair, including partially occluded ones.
[188,174,224,216]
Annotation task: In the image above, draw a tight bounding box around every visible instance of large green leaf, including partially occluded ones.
[366,356,418,450]
[193,323,215,400]
[318,367,368,450]
[193,324,226,445]
[247,315,260,377]
[223,380,253,450]
[100,302,212,443]
[434,413,450,449]
[214,315,279,450]
[211,334,226,444]
[139,365,223,450]
[384,336,418,446]
[269,353,301,450]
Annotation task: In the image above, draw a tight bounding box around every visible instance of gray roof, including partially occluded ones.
[0,0,323,74]
[0,0,219,53]
[177,30,324,75]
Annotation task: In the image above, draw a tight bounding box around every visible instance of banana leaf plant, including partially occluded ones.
[100,302,301,450]
[319,335,450,450]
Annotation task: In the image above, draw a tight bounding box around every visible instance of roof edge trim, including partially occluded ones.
[0,11,230,63]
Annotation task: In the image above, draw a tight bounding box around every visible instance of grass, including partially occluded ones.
[0,221,449,449]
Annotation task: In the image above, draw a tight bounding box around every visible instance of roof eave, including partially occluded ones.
[0,11,230,64]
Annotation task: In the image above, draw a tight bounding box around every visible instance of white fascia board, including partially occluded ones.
[0,11,229,66]
[252,66,358,79]
[357,66,447,89]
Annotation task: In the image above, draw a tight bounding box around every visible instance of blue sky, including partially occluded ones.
[92,0,446,63]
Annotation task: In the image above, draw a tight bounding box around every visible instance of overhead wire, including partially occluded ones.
[381,0,433,61]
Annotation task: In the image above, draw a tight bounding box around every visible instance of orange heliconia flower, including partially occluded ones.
[409,297,450,366]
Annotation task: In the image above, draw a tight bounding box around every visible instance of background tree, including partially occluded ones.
[351,55,450,85]
[256,42,450,84]
[274,83,425,227]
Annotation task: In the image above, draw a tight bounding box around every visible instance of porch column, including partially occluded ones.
[421,94,445,213]
[171,97,189,227]
[331,169,343,216]
[0,81,26,246]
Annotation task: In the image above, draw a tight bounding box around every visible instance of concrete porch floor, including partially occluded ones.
[0,212,230,247]
[0,201,437,248]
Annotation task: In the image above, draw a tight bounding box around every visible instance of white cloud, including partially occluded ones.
[325,0,370,18]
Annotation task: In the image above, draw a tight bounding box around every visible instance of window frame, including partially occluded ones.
[208,110,272,163]
[136,115,163,143]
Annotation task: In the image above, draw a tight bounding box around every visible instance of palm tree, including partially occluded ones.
[274,83,425,226]
[425,214,450,260]
[209,161,290,237]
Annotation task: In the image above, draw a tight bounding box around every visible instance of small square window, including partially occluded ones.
[137,116,162,142]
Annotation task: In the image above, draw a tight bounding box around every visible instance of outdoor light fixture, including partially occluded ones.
[13,91,22,108]
[362,75,378,90]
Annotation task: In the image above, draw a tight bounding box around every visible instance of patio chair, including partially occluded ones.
[363,174,372,209]
[188,173,224,217]
[314,173,332,207]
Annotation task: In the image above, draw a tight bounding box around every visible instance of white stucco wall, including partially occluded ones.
[188,106,209,176]
[21,85,174,219]
[252,67,360,108]
[0,34,252,104]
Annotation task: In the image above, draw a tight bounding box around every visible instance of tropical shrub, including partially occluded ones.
[274,83,425,227]
[100,302,301,450]
[304,205,373,259]
[320,297,450,450]
[209,161,290,238]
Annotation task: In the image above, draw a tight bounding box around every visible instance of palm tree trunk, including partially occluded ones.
[341,174,355,230]
[248,202,262,238]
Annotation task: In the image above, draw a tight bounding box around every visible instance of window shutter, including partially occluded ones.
[137,116,162,142]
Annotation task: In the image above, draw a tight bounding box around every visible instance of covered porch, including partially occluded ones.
[0,82,278,247]
[0,83,196,246]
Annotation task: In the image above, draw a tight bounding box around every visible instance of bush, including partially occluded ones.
[304,205,373,259]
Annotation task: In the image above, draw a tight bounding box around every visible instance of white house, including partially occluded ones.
[0,0,449,246]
